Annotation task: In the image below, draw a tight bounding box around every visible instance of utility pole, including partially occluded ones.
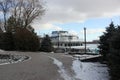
[69,36,72,52]
[84,27,86,54]
[58,31,60,48]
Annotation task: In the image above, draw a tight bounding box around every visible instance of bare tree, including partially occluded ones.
[0,0,12,31]
[11,0,45,28]
[0,0,45,31]
[0,20,4,32]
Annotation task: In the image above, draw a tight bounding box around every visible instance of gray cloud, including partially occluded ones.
[33,0,120,30]
[41,0,120,23]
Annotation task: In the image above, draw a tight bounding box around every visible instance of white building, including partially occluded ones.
[51,31,83,52]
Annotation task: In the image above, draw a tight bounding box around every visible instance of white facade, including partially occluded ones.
[51,31,83,52]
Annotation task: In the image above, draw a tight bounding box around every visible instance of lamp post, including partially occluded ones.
[68,36,72,52]
[58,31,60,48]
[84,27,86,54]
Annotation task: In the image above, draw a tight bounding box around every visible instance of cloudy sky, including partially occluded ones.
[33,0,120,41]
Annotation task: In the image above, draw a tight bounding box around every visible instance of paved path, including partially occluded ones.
[0,51,74,80]
[0,51,109,80]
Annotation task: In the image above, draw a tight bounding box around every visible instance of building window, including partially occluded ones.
[80,44,82,46]
[65,44,67,46]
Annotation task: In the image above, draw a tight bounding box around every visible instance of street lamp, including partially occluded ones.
[68,36,72,52]
[58,31,60,48]
[84,27,87,54]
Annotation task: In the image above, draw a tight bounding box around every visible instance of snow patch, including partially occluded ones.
[49,56,109,80]
[49,57,74,80]
[72,58,110,80]
[73,54,101,60]
[0,49,4,52]
[72,58,82,79]
[0,55,30,65]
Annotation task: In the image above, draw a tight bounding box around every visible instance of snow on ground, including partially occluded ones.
[0,55,30,65]
[49,57,75,80]
[0,49,4,52]
[72,58,83,79]
[50,56,109,80]
[73,54,101,60]
[72,58,110,80]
